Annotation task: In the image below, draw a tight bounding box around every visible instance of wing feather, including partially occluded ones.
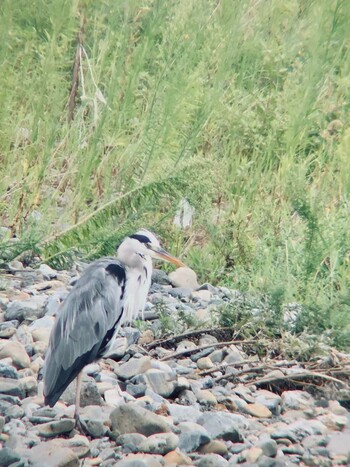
[43,258,126,406]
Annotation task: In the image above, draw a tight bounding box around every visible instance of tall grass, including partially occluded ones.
[0,0,349,346]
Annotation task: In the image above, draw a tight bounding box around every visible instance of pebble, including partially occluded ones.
[37,418,75,437]
[117,356,152,380]
[110,403,170,436]
[0,340,31,369]
[4,295,47,322]
[28,439,79,466]
[197,453,229,466]
[139,432,179,454]
[178,422,211,452]
[198,412,244,442]
[168,267,199,289]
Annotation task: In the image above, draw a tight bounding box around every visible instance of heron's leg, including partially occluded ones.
[74,371,82,426]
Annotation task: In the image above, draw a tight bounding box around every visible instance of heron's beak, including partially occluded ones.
[148,245,186,268]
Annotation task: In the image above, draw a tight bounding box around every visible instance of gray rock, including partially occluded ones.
[255,390,282,416]
[0,341,30,369]
[39,264,57,280]
[65,434,91,459]
[258,439,278,457]
[0,361,18,379]
[144,369,176,398]
[281,390,314,411]
[176,339,197,352]
[126,382,147,398]
[117,356,152,380]
[209,349,226,364]
[5,295,47,322]
[177,389,197,405]
[168,267,199,289]
[223,347,244,364]
[198,412,245,442]
[178,422,211,452]
[110,403,170,436]
[123,327,141,346]
[4,404,24,420]
[37,419,75,438]
[167,403,201,423]
[281,444,304,455]
[90,438,112,457]
[0,377,25,398]
[271,429,298,443]
[191,347,216,362]
[0,320,19,337]
[28,439,79,467]
[197,453,229,466]
[152,269,171,285]
[0,448,21,467]
[81,418,108,438]
[118,433,148,453]
[327,432,350,456]
[114,457,163,467]
[139,432,179,454]
[168,287,192,299]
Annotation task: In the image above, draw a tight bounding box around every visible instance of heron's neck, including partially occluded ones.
[121,257,152,325]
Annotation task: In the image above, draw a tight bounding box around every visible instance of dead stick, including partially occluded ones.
[146,326,234,350]
[160,339,258,361]
[246,371,347,387]
[67,14,85,123]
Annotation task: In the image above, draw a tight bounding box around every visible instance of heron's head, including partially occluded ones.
[117,229,185,268]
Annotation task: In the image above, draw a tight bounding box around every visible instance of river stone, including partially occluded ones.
[139,432,179,455]
[0,341,30,369]
[0,377,25,398]
[198,412,245,442]
[37,419,75,437]
[117,356,152,380]
[281,390,315,411]
[167,403,201,423]
[5,295,47,322]
[197,357,214,370]
[114,453,164,466]
[178,422,211,452]
[195,389,217,406]
[168,267,199,289]
[258,439,278,457]
[327,432,350,456]
[0,447,21,467]
[0,361,18,379]
[163,449,192,465]
[118,433,148,453]
[39,264,57,280]
[110,403,170,436]
[28,439,79,467]
[0,321,18,338]
[197,453,229,466]
[199,440,229,456]
[144,369,176,398]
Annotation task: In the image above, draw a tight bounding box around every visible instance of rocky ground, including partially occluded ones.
[0,261,350,466]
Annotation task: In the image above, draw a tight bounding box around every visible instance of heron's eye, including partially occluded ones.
[137,252,146,259]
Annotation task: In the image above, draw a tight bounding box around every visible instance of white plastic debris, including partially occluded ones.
[173,198,195,229]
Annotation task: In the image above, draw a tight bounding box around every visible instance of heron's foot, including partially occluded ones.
[74,414,87,434]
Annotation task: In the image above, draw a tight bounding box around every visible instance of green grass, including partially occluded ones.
[1,0,350,348]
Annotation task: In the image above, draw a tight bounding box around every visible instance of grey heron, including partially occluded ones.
[43,229,185,424]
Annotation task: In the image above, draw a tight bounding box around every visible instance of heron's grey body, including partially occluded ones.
[43,230,182,410]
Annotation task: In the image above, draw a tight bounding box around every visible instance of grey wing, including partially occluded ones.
[43,259,126,407]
